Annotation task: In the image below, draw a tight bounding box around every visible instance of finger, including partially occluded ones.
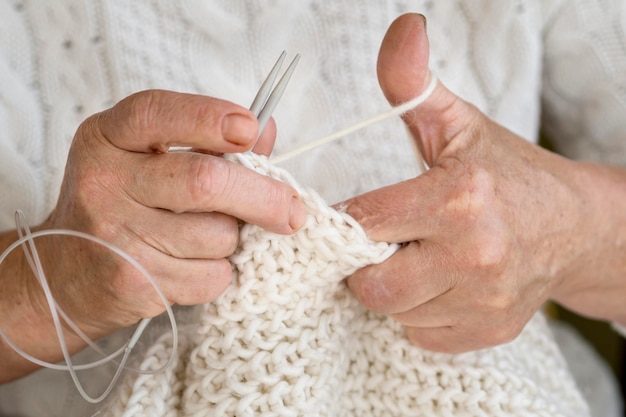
[404,326,475,354]
[119,250,233,313]
[121,151,307,234]
[405,319,523,353]
[377,13,480,165]
[346,241,457,315]
[391,301,457,329]
[377,13,431,105]
[189,118,276,156]
[93,90,259,154]
[343,154,481,243]
[400,295,529,352]
[390,268,520,330]
[154,257,232,306]
[126,209,239,259]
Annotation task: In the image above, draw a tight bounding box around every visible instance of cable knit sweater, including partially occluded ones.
[0,1,625,416]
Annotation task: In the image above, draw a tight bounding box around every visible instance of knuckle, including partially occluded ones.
[485,288,517,312]
[74,111,112,151]
[477,240,508,270]
[126,90,160,133]
[443,165,494,222]
[86,208,125,245]
[343,195,380,232]
[467,236,509,274]
[118,90,167,149]
[468,273,517,315]
[76,113,102,142]
[187,157,228,209]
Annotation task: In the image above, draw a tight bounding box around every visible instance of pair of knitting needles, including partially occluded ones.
[248,51,300,148]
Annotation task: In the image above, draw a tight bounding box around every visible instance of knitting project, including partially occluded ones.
[99,153,590,417]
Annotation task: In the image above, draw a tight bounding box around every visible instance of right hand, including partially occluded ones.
[38,89,306,337]
[342,13,626,353]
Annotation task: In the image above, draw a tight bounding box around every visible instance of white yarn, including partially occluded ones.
[100,153,591,417]
[115,330,191,417]
[271,75,439,164]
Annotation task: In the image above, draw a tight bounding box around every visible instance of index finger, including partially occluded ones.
[125,151,307,234]
[339,166,444,243]
[95,89,259,154]
[347,241,452,315]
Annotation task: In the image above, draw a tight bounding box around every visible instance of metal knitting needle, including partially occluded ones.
[247,51,301,150]
[249,51,287,117]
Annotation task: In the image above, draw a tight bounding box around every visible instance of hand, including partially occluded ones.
[35,90,306,338]
[342,14,626,353]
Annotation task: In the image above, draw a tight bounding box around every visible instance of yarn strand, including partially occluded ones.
[270,75,438,164]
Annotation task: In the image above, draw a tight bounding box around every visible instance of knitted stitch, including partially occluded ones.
[101,153,590,417]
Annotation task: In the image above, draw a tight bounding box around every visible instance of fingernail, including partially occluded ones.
[222,113,257,146]
[289,195,307,231]
[418,13,427,32]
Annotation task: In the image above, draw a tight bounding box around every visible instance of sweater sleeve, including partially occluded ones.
[540,0,626,165]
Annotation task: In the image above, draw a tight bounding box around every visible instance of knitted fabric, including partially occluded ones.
[100,153,590,417]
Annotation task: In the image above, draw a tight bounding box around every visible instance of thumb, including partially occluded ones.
[378,13,480,166]
[339,14,490,242]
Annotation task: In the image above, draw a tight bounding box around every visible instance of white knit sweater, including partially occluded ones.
[0,1,625,416]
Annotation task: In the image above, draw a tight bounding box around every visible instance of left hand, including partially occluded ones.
[341,14,625,353]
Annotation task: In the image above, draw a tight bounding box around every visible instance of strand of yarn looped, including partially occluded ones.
[101,152,589,417]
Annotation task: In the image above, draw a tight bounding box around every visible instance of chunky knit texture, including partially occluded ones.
[0,1,625,416]
[101,153,589,417]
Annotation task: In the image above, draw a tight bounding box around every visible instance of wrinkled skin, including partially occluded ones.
[343,14,626,353]
[0,90,307,381]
